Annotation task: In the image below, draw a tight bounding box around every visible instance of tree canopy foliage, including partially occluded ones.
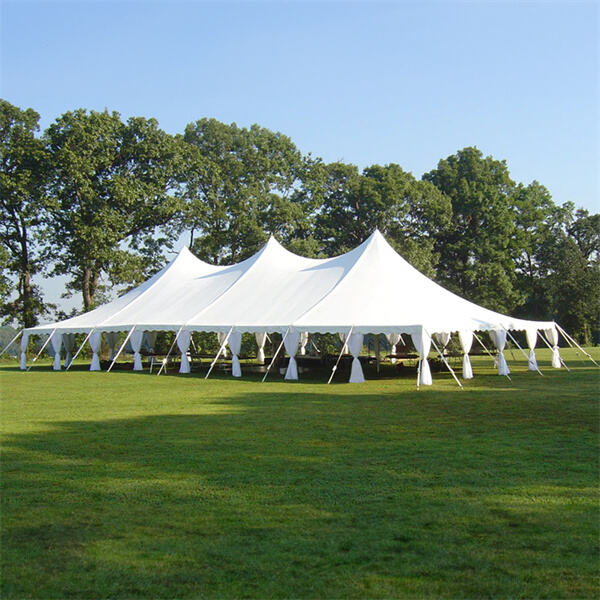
[1,99,598,342]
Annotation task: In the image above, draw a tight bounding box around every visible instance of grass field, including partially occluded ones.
[1,347,599,598]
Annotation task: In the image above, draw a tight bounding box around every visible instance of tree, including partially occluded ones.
[423,147,521,313]
[45,109,181,310]
[314,162,451,275]
[0,99,50,327]
[536,206,599,343]
[178,118,315,264]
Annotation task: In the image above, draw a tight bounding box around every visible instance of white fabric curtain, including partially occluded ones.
[130,330,144,371]
[299,332,309,355]
[62,333,75,368]
[19,332,29,370]
[177,330,192,373]
[411,328,432,386]
[255,332,266,364]
[545,327,562,368]
[387,333,402,364]
[228,331,242,377]
[218,332,229,357]
[458,330,474,379]
[525,329,538,371]
[88,331,102,371]
[50,333,63,371]
[492,330,510,376]
[105,332,118,361]
[284,331,301,380]
[435,332,451,349]
[348,333,365,383]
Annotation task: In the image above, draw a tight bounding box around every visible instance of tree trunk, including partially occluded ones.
[82,267,95,311]
[18,222,37,328]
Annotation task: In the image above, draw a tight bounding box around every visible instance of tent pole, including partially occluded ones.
[556,324,599,368]
[205,326,234,380]
[157,326,184,376]
[107,326,135,373]
[426,329,463,389]
[0,330,23,358]
[416,358,421,390]
[262,328,290,383]
[539,331,570,371]
[328,326,353,385]
[503,327,544,377]
[65,329,94,371]
[26,329,57,371]
[473,332,511,381]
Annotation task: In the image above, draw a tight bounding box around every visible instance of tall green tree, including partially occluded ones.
[45,109,181,310]
[314,162,451,275]
[536,206,599,342]
[0,99,50,327]
[423,147,521,312]
[178,118,315,264]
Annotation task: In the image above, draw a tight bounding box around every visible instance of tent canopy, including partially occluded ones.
[26,230,556,337]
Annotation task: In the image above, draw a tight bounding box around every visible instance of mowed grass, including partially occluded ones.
[1,348,599,599]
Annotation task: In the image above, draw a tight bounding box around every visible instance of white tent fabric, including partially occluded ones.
[284,330,300,380]
[130,330,144,371]
[255,332,267,364]
[458,330,474,379]
[20,332,29,370]
[63,333,75,368]
[228,331,242,377]
[88,331,102,371]
[525,329,538,371]
[51,333,62,371]
[177,330,191,374]
[492,330,510,376]
[412,328,432,386]
[348,333,365,383]
[23,230,560,383]
[545,327,562,368]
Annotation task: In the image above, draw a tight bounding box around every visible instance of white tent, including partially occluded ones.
[19,230,571,384]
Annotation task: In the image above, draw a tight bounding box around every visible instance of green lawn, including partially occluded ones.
[1,348,599,598]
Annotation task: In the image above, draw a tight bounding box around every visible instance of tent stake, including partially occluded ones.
[426,329,463,389]
[539,331,570,371]
[503,328,544,377]
[262,328,290,383]
[556,324,599,368]
[26,329,57,371]
[327,326,353,384]
[205,326,234,380]
[157,326,184,376]
[473,332,511,381]
[107,326,135,373]
[0,329,23,358]
[66,329,94,371]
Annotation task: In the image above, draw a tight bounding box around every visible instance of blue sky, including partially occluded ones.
[1,0,598,312]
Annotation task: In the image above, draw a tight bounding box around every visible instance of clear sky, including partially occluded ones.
[1,0,598,313]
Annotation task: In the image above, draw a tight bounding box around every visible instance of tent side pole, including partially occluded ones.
[473,332,511,381]
[66,329,94,371]
[327,326,353,385]
[107,327,135,373]
[0,330,23,357]
[262,328,290,383]
[157,326,184,376]
[26,329,57,371]
[539,331,570,371]
[503,328,544,377]
[205,326,234,380]
[556,324,599,368]
[426,329,463,389]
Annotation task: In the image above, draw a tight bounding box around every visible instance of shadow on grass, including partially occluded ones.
[1,386,598,599]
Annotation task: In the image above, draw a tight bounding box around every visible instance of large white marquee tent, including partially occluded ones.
[15,230,581,385]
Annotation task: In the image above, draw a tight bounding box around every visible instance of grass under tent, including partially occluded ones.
[1,347,599,598]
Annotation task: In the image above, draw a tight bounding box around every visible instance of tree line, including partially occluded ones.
[1,99,598,342]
